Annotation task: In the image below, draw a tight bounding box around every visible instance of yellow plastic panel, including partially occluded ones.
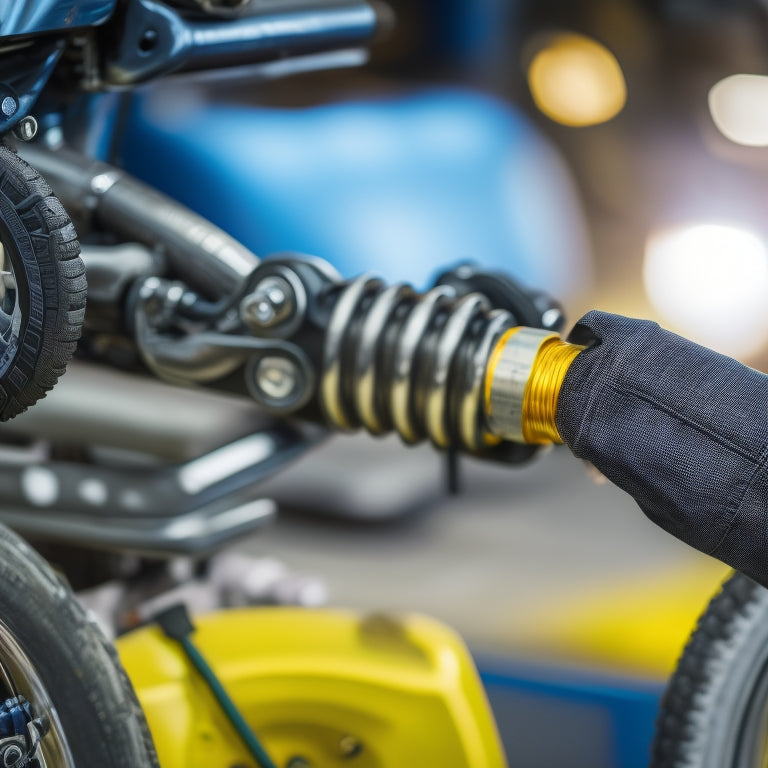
[116,608,507,768]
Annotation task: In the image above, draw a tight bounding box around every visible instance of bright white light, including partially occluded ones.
[708,74,768,146]
[643,223,768,358]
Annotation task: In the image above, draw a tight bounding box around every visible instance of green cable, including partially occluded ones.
[154,604,278,768]
[180,637,278,768]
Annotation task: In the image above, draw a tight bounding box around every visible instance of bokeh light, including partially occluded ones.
[643,223,768,358]
[708,74,768,147]
[527,32,626,127]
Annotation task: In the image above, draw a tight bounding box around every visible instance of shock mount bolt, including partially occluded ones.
[254,356,299,401]
[241,276,294,330]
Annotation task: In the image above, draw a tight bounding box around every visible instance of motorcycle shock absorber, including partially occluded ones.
[132,255,581,459]
[235,258,574,459]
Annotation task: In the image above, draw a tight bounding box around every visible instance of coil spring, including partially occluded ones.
[319,275,517,451]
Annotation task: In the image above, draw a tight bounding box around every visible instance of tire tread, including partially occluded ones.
[0,525,159,767]
[650,573,768,767]
[0,146,86,421]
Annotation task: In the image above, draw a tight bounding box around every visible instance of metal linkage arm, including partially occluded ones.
[102,0,390,85]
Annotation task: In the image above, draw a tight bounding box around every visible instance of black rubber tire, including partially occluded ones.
[0,145,86,421]
[0,523,159,767]
[651,572,768,768]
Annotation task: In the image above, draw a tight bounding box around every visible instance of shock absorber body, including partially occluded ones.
[131,252,573,461]
[221,257,567,461]
[315,278,583,449]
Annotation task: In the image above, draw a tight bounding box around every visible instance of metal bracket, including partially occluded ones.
[101,0,381,85]
[0,426,318,556]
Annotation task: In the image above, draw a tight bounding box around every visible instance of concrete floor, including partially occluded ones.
[249,432,727,673]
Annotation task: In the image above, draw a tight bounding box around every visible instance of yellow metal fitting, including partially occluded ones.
[485,327,583,444]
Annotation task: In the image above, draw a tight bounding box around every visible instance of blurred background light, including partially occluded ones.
[643,223,768,358]
[526,32,626,127]
[708,74,768,147]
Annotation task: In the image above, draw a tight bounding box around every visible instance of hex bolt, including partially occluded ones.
[240,276,294,330]
[12,115,37,141]
[254,355,299,401]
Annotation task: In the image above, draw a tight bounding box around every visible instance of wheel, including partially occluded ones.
[0,523,159,767]
[651,571,768,768]
[0,145,85,421]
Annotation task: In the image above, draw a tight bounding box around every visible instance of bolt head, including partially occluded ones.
[241,276,293,330]
[1,96,17,117]
[265,284,287,305]
[255,299,276,324]
[255,356,298,401]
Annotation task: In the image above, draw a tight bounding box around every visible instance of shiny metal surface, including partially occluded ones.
[0,364,316,553]
[0,43,64,132]
[0,0,114,39]
[1,361,269,461]
[104,0,380,85]
[0,422,300,554]
[20,145,259,300]
[390,286,453,443]
[241,276,293,329]
[485,327,558,443]
[424,293,488,448]
[239,266,307,339]
[0,497,277,555]
[321,274,382,429]
[0,618,75,768]
[457,310,513,451]
[354,283,412,434]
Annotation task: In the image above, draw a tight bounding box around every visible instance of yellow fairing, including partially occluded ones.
[116,607,507,768]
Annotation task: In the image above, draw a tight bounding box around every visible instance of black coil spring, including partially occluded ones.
[319,275,517,451]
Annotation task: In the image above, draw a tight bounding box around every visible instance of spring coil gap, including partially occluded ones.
[320,275,515,451]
